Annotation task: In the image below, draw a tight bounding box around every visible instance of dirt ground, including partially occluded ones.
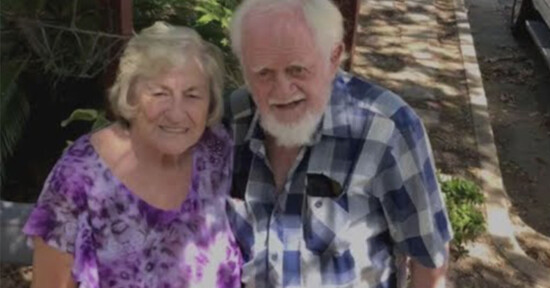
[465,0,550,267]
[444,0,550,285]
[0,264,31,288]
[468,0,550,235]
[353,0,549,287]
[450,0,550,286]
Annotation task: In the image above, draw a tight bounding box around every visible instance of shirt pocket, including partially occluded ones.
[303,195,350,255]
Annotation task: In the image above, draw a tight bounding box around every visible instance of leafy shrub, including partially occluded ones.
[0,59,30,189]
[134,0,243,91]
[0,0,123,190]
[440,176,486,257]
[61,1,243,139]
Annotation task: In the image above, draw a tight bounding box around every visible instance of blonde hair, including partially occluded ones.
[109,21,225,126]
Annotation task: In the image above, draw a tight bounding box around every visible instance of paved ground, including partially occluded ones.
[354,0,479,177]
[465,0,550,233]
[353,0,549,287]
[465,0,550,271]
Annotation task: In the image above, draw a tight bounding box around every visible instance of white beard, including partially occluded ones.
[259,110,323,147]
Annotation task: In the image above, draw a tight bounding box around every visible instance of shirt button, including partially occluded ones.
[271,254,278,261]
[315,200,323,208]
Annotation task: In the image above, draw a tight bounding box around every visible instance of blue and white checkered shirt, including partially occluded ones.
[225,71,452,288]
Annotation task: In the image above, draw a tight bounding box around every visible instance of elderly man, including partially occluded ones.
[224,0,452,287]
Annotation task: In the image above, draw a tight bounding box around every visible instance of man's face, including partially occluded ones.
[240,7,340,145]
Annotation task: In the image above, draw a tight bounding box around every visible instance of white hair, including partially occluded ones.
[230,0,344,61]
[109,21,225,126]
[260,110,322,147]
[259,89,330,147]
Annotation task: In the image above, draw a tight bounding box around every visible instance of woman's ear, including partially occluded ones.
[329,42,345,73]
[126,76,141,106]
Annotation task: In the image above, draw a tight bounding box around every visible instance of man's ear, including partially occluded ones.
[329,42,345,73]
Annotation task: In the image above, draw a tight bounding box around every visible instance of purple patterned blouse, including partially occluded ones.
[23,126,242,288]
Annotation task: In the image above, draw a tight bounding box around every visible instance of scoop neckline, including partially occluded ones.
[81,133,198,214]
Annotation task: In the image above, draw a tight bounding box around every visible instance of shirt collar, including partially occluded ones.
[318,71,352,139]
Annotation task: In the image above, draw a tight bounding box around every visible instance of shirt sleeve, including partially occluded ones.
[375,105,453,268]
[23,152,90,254]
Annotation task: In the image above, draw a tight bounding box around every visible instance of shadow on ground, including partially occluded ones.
[352,0,550,285]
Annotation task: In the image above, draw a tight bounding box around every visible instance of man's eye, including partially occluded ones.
[187,94,200,99]
[257,69,272,79]
[289,66,306,77]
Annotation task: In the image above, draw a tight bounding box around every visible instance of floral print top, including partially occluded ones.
[23,126,242,288]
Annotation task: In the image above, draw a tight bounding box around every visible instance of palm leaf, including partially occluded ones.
[0,58,30,187]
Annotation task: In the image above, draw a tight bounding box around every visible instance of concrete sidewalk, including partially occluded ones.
[351,0,550,286]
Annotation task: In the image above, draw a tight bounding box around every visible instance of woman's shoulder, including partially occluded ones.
[89,123,130,159]
[40,133,101,209]
[57,133,98,170]
[203,124,233,145]
[53,125,124,186]
[44,126,126,204]
[193,125,234,198]
[198,124,233,157]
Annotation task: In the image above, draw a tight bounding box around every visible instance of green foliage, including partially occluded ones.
[192,0,243,90]
[61,108,110,131]
[133,0,243,90]
[2,0,246,180]
[440,176,486,257]
[61,0,243,144]
[2,0,121,80]
[1,0,47,18]
[0,58,30,188]
[61,108,110,149]
[0,0,122,172]
[1,0,103,29]
[133,0,195,29]
[194,0,234,47]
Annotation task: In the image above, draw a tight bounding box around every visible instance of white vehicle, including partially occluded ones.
[512,0,550,69]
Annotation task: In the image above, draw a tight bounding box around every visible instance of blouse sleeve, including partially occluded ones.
[23,148,92,254]
[211,125,234,198]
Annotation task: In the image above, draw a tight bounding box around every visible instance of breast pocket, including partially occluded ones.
[303,174,350,255]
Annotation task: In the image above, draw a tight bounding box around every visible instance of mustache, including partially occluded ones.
[268,93,306,106]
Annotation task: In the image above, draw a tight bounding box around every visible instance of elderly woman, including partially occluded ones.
[23,22,241,288]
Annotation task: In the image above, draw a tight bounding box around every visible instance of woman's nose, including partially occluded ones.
[164,98,187,123]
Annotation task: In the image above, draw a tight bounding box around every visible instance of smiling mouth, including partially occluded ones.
[271,99,306,110]
[159,126,189,134]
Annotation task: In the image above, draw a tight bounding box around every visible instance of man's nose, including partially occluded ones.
[274,74,297,96]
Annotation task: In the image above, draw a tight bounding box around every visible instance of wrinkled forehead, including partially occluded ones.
[132,59,209,91]
[241,5,317,53]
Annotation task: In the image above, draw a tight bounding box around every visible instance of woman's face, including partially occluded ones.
[129,59,210,156]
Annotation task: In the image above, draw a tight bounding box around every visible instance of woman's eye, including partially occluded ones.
[152,91,167,97]
[185,91,204,99]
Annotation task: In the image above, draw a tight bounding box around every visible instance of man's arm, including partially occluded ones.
[377,102,453,287]
[409,244,449,288]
